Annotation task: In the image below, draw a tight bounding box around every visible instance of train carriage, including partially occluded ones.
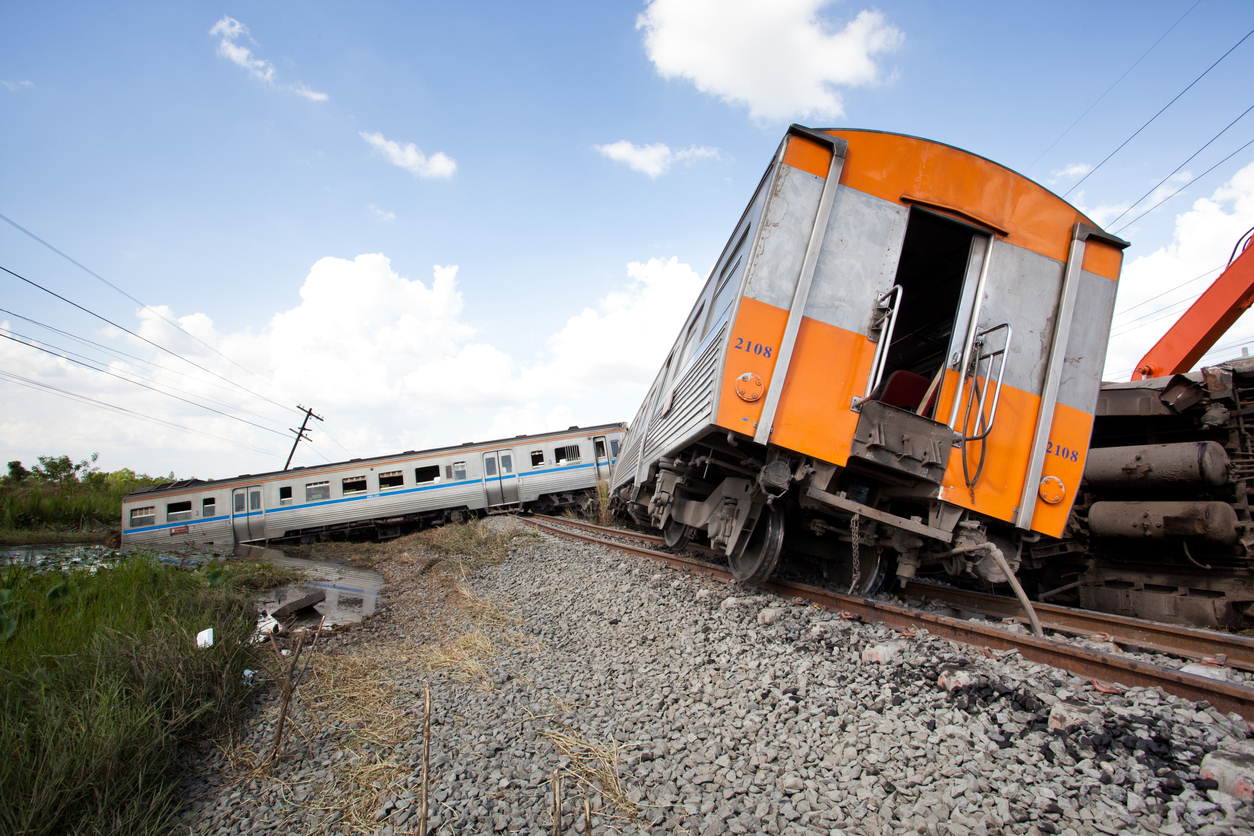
[122,423,625,548]
[612,125,1128,593]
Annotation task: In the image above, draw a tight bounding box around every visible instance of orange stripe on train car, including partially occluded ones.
[781,134,833,179]
[1081,240,1124,282]
[824,130,1114,276]
[714,297,789,433]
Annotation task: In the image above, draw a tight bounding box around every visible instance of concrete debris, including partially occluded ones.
[269,588,327,620]
[1181,662,1231,681]
[756,607,782,625]
[937,665,973,691]
[1201,740,1254,799]
[1047,698,1103,731]
[860,641,906,664]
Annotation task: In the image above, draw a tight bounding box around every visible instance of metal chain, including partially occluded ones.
[849,513,861,594]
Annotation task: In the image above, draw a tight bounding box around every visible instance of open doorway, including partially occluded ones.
[875,210,977,417]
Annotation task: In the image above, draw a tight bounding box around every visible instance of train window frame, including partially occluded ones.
[342,475,368,496]
[415,465,440,484]
[379,470,404,491]
[202,497,216,517]
[167,500,192,523]
[595,439,607,459]
[130,506,155,527]
[452,461,467,480]
[279,486,293,506]
[234,493,246,513]
[554,444,581,465]
[677,304,705,371]
[531,450,545,467]
[610,439,620,457]
[305,481,331,502]
[484,457,498,477]
[500,453,513,474]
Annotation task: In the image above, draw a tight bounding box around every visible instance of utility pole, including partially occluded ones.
[285,405,324,470]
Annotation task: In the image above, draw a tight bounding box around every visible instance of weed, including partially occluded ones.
[0,554,258,836]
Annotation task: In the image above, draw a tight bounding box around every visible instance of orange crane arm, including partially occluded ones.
[1133,242,1254,380]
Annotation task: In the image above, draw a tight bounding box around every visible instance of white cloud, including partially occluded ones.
[595,141,722,178]
[209,16,327,101]
[360,132,456,179]
[637,0,902,122]
[1050,163,1092,182]
[368,204,396,221]
[1078,172,1195,229]
[1104,158,1254,380]
[1,80,33,92]
[0,254,703,478]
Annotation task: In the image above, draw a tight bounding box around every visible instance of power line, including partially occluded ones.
[0,262,296,415]
[1065,25,1254,198]
[1108,101,1254,228]
[0,323,293,430]
[0,332,292,438]
[1114,136,1254,233]
[1025,0,1202,175]
[1111,264,1224,319]
[0,211,303,412]
[0,369,284,457]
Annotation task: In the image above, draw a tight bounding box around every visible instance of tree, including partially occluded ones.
[6,461,29,483]
[33,453,99,487]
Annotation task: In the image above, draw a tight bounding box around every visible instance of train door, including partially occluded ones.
[231,485,265,543]
[593,436,610,480]
[482,450,520,506]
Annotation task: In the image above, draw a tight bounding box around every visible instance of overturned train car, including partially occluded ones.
[612,126,1128,601]
[122,423,625,548]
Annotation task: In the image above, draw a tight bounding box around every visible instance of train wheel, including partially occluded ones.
[663,518,690,549]
[729,506,784,585]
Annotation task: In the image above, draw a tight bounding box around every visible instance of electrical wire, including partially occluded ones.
[1107,101,1254,228]
[1110,265,1224,319]
[0,262,299,415]
[312,421,356,458]
[1114,135,1254,233]
[0,324,293,430]
[0,369,284,457]
[0,211,304,412]
[1025,0,1202,175]
[0,332,293,438]
[1064,25,1254,198]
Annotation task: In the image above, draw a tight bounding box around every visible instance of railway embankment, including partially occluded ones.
[178,519,1254,835]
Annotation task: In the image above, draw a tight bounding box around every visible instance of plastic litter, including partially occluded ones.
[241,668,255,685]
[195,628,214,648]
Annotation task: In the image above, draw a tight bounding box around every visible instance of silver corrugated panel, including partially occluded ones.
[612,398,654,490]
[641,322,726,464]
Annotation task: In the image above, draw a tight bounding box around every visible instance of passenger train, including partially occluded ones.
[612,126,1129,603]
[121,423,625,548]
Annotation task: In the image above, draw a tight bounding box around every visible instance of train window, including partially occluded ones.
[445,465,453,480]
[500,454,513,474]
[379,470,404,490]
[415,465,440,484]
[595,439,607,459]
[234,493,246,513]
[279,486,293,506]
[130,506,155,527]
[250,491,261,511]
[167,501,192,523]
[677,306,705,370]
[342,475,368,496]
[452,461,467,480]
[306,481,331,502]
[610,439,620,457]
[202,497,216,517]
[484,457,497,477]
[531,451,545,467]
[554,444,581,464]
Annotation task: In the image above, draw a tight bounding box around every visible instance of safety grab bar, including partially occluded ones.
[959,322,1013,444]
[852,286,903,411]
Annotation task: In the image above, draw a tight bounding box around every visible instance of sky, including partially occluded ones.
[2,0,1253,480]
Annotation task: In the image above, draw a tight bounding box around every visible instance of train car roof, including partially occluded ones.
[123,421,627,501]
[791,126,1127,270]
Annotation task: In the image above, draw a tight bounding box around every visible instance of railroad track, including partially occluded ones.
[524,514,1254,721]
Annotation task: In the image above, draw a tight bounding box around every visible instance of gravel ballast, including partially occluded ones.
[179,519,1254,835]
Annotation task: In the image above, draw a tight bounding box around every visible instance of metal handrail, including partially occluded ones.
[960,322,1012,443]
[852,286,903,410]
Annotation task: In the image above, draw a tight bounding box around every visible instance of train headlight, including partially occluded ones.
[1039,475,1066,505]
[735,372,764,402]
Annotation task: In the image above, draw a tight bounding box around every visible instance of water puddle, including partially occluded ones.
[243,545,385,629]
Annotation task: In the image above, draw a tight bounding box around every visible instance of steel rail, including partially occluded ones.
[522,516,1254,721]
[904,579,1254,673]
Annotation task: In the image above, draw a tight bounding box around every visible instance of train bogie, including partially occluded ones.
[121,424,625,549]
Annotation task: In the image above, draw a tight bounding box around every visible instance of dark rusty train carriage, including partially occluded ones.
[612,125,1128,592]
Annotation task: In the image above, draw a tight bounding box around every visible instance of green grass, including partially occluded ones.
[0,555,261,836]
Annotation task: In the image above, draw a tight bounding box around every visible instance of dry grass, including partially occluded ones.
[541,724,639,825]
[423,631,497,690]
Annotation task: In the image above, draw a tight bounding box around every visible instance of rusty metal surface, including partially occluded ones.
[522,516,1254,721]
[906,579,1254,672]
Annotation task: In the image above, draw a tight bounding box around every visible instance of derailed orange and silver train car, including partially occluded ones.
[611,125,1128,593]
